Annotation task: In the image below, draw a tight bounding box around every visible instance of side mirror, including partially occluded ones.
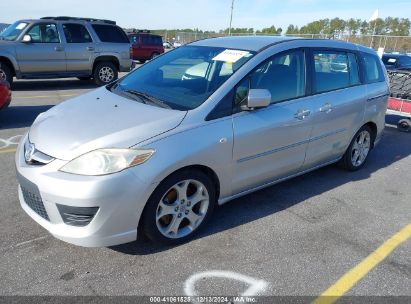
[243,89,271,110]
[22,35,32,43]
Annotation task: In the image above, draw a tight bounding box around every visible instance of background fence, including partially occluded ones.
[154,31,411,53]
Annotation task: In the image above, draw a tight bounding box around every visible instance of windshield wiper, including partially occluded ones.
[121,89,171,109]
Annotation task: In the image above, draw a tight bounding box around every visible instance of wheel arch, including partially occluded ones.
[0,56,17,77]
[92,55,120,72]
[364,121,377,148]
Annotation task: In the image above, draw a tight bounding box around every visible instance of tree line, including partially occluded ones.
[152,17,410,39]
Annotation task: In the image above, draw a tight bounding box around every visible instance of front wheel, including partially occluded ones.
[93,62,118,86]
[339,125,373,171]
[141,170,216,245]
[0,63,13,86]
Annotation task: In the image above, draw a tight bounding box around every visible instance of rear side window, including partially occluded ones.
[141,35,163,45]
[362,53,385,83]
[63,23,92,43]
[91,24,129,43]
[313,51,350,93]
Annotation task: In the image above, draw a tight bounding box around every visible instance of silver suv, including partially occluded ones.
[15,36,389,247]
[0,17,133,86]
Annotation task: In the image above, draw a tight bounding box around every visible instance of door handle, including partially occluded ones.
[294,109,311,120]
[86,46,95,51]
[54,46,64,52]
[319,103,332,113]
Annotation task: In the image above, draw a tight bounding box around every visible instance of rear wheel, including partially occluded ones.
[141,170,216,245]
[150,52,160,60]
[0,63,13,86]
[397,119,411,132]
[340,125,373,171]
[93,61,118,86]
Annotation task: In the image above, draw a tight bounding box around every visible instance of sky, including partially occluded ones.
[0,0,410,31]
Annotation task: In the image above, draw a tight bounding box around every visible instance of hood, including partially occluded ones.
[29,87,187,160]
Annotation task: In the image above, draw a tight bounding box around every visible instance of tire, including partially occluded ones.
[0,62,13,86]
[397,119,411,132]
[93,61,118,86]
[150,52,159,60]
[339,125,373,171]
[141,170,216,245]
[77,76,92,81]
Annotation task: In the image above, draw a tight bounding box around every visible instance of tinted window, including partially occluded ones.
[362,53,384,83]
[63,23,92,43]
[27,23,60,43]
[313,52,350,93]
[92,24,129,43]
[235,49,305,106]
[140,35,162,45]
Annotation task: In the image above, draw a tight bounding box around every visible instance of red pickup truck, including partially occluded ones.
[0,80,11,110]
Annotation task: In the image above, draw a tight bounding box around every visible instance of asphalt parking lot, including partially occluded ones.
[0,73,410,301]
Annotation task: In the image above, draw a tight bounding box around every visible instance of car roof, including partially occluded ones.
[189,35,368,53]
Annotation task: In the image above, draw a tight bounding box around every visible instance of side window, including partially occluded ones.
[62,24,92,43]
[362,53,384,83]
[235,49,306,106]
[313,51,350,93]
[26,23,59,43]
[91,24,129,43]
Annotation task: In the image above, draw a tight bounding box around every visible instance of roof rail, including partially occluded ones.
[40,16,116,25]
[125,29,151,34]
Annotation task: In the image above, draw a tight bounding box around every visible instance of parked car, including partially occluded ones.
[382,53,411,71]
[128,31,164,63]
[0,17,133,86]
[15,36,388,247]
[0,80,11,109]
[163,41,173,49]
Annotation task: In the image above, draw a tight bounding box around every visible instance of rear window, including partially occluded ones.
[382,56,397,66]
[91,24,129,43]
[362,53,385,83]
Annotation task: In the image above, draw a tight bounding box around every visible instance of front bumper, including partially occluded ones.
[15,136,158,247]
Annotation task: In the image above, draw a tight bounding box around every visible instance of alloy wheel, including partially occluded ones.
[351,130,371,167]
[98,66,114,83]
[156,179,210,239]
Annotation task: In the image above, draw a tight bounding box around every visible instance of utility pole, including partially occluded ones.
[228,0,234,36]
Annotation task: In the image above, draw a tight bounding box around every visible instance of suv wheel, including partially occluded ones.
[141,170,215,245]
[93,62,118,86]
[340,125,373,171]
[0,63,13,86]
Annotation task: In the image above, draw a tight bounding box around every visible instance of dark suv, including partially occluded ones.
[0,17,133,86]
[127,30,164,63]
[382,53,411,71]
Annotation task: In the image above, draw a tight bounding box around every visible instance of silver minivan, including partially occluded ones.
[15,36,389,247]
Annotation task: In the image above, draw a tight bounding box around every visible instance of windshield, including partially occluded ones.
[111,46,255,110]
[0,21,29,41]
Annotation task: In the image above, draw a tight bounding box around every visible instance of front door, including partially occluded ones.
[16,23,66,74]
[232,49,313,194]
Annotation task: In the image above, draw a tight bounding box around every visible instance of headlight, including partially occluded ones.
[60,148,155,176]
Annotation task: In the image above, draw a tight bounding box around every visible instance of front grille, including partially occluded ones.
[16,171,49,221]
[21,187,49,221]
